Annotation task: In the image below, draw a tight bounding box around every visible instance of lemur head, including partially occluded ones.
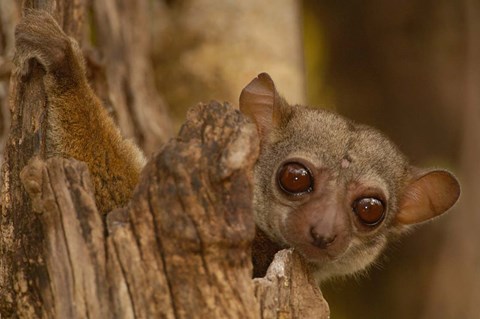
[240,73,460,281]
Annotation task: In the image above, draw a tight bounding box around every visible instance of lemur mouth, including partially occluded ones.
[294,243,341,263]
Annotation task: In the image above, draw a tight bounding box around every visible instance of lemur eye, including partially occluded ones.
[277,162,313,195]
[353,198,385,226]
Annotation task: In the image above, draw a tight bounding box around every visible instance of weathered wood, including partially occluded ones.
[0,1,173,314]
[255,249,330,319]
[17,101,330,319]
[20,157,109,319]
[17,101,260,318]
[105,101,261,318]
[0,2,88,317]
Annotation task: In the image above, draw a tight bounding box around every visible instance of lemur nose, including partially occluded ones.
[310,227,336,249]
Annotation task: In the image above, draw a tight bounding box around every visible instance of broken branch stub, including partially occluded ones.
[254,249,330,319]
[111,101,261,318]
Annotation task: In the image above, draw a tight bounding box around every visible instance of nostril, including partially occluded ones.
[310,227,336,249]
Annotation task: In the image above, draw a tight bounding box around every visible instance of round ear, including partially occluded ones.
[239,73,290,139]
[396,170,460,225]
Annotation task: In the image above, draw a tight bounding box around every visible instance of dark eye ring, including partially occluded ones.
[277,162,313,195]
[353,197,385,226]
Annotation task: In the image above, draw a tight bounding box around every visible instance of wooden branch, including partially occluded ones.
[254,249,330,319]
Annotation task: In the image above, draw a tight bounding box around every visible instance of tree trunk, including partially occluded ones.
[0,1,329,318]
[0,1,19,177]
[151,0,306,126]
[11,101,329,318]
[0,1,172,313]
[17,101,261,318]
[89,0,173,155]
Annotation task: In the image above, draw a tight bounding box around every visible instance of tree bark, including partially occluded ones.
[1,18,47,319]
[0,1,330,318]
[13,102,329,318]
[17,100,261,318]
[0,1,172,313]
[254,249,330,319]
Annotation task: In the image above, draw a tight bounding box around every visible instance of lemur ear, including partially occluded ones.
[239,73,290,139]
[396,170,460,225]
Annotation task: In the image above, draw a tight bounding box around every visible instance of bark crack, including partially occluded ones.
[46,164,78,317]
[146,187,179,319]
[112,235,138,318]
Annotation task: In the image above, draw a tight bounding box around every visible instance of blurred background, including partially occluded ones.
[303,1,476,318]
[0,0,477,318]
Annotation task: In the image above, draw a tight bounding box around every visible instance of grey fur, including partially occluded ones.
[241,73,459,283]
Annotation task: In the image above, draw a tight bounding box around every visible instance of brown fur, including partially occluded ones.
[15,11,145,214]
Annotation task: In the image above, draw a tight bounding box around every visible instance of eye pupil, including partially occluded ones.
[277,162,313,195]
[353,197,385,226]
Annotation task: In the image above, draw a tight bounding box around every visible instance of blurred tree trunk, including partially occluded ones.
[151,0,306,126]
[303,1,467,319]
[420,1,480,318]
[89,0,173,155]
[0,1,19,175]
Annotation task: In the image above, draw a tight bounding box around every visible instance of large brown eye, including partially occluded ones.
[353,198,385,226]
[277,162,313,195]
